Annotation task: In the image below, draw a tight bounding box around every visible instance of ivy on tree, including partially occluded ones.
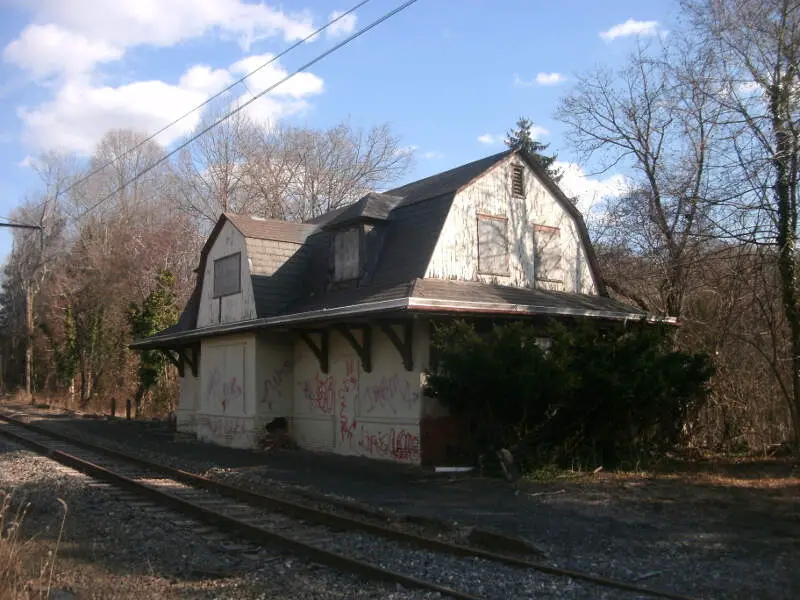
[127,270,178,418]
[505,117,562,183]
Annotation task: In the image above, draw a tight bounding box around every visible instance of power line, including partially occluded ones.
[57,0,373,202]
[79,0,421,218]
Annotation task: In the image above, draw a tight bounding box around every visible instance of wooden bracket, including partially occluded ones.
[298,330,330,373]
[337,325,372,372]
[163,350,185,378]
[380,322,413,371]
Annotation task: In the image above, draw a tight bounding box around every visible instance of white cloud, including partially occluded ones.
[18,56,324,154]
[600,19,659,42]
[514,72,566,86]
[230,54,323,99]
[478,133,499,145]
[555,161,630,216]
[17,155,34,168]
[4,0,317,79]
[422,151,444,160]
[3,24,122,81]
[327,10,357,38]
[536,72,566,85]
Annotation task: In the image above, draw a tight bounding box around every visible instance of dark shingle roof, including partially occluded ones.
[225,212,317,244]
[135,149,622,348]
[318,192,403,230]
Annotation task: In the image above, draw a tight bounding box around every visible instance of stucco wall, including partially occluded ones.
[176,369,200,433]
[254,332,294,433]
[195,333,257,448]
[197,221,258,328]
[292,321,429,464]
[425,156,598,295]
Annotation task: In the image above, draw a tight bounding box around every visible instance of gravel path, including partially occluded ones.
[7,407,800,600]
[0,437,448,599]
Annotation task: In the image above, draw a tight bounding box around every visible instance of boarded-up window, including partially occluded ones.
[334,228,360,281]
[533,224,562,283]
[477,214,509,276]
[511,165,525,198]
[213,252,241,297]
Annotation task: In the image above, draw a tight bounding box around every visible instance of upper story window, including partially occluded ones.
[213,252,241,297]
[477,214,510,276]
[334,227,360,282]
[533,224,563,283]
[511,164,525,198]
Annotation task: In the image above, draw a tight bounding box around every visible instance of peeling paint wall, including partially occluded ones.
[425,156,598,295]
[292,321,429,464]
[197,221,257,327]
[196,333,257,449]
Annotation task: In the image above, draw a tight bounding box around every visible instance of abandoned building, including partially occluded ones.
[131,149,652,465]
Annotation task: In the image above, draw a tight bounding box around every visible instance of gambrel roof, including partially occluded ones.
[133,150,656,350]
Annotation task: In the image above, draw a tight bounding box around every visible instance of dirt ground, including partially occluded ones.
[2,399,799,599]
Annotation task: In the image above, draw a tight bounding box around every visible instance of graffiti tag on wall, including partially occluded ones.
[206,368,244,413]
[357,426,420,463]
[363,374,419,415]
[303,372,335,414]
[338,358,358,442]
[261,359,292,411]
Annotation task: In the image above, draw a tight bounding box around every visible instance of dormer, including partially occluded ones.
[322,192,402,286]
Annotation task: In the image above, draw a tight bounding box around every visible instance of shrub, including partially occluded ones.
[425,319,714,470]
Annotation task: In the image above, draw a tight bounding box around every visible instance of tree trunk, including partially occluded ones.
[773,114,800,446]
[25,283,33,402]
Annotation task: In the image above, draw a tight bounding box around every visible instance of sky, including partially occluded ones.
[0,0,680,262]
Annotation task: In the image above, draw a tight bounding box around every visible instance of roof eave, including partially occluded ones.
[407,297,677,324]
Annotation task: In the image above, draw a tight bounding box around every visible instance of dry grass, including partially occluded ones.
[0,492,68,600]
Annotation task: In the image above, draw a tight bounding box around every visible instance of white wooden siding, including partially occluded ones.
[197,221,257,327]
[425,156,598,295]
[196,334,257,449]
[292,321,429,464]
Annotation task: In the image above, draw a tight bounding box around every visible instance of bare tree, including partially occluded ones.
[556,39,722,317]
[682,0,800,445]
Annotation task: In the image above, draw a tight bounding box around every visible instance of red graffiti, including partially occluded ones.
[338,359,359,442]
[364,375,418,414]
[207,368,243,413]
[261,359,292,410]
[304,373,335,414]
[357,427,420,462]
[220,377,242,413]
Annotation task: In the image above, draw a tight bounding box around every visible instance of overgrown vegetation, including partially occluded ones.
[0,492,67,600]
[425,320,714,470]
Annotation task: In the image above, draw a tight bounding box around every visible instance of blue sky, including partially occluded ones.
[0,0,679,261]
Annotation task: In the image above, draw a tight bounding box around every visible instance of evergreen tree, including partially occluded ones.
[505,117,563,183]
[128,270,178,418]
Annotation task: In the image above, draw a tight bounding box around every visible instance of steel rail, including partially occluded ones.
[0,418,480,600]
[0,410,702,600]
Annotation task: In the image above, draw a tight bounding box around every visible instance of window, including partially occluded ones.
[511,164,525,198]
[213,252,241,297]
[334,228,360,281]
[477,214,510,276]
[533,224,563,283]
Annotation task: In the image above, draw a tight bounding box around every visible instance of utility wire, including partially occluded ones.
[78,0,421,218]
[57,0,373,202]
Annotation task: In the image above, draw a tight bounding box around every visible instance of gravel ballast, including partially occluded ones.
[0,437,449,599]
[5,406,799,600]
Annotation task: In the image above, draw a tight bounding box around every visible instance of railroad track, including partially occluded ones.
[0,410,701,600]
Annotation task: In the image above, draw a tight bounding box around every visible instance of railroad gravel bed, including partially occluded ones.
[0,437,447,599]
[9,409,800,600]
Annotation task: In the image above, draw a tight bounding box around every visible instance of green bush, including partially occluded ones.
[425,320,714,470]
